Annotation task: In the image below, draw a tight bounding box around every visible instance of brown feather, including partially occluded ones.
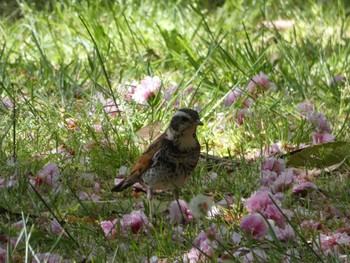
[111,132,166,192]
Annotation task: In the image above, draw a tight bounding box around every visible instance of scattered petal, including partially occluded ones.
[282,248,299,263]
[247,72,276,96]
[0,97,14,109]
[182,248,202,263]
[100,220,117,239]
[132,76,161,104]
[270,224,296,241]
[306,112,332,134]
[32,253,62,263]
[243,248,267,263]
[224,88,252,108]
[164,85,178,102]
[268,142,283,155]
[300,220,323,230]
[120,210,152,234]
[50,219,64,236]
[297,101,314,114]
[244,190,277,213]
[311,132,335,144]
[168,199,193,224]
[292,182,317,196]
[231,232,242,245]
[270,168,294,193]
[260,170,278,187]
[331,75,346,86]
[240,214,268,238]
[233,108,250,125]
[261,157,285,175]
[31,163,60,190]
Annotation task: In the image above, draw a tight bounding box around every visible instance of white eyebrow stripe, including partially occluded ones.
[173,111,190,118]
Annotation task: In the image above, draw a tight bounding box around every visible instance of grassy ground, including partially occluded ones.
[0,0,349,262]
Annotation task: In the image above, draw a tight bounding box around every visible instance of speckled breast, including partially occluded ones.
[142,142,200,190]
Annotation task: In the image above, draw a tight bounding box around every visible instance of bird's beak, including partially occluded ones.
[196,119,204,126]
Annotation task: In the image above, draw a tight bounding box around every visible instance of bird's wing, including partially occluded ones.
[111,132,166,192]
[129,132,166,176]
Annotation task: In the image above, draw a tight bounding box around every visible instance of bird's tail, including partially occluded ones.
[111,178,136,192]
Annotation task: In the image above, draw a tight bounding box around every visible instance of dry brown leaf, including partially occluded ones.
[136,121,163,142]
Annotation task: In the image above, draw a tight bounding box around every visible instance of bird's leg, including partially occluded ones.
[147,187,154,218]
[173,189,186,224]
[172,189,179,200]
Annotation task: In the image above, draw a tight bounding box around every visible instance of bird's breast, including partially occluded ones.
[176,135,200,151]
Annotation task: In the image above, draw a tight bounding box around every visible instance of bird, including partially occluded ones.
[112,108,203,204]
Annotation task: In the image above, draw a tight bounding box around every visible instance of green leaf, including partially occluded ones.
[286,141,350,168]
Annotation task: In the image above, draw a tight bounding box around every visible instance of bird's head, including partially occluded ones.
[166,108,203,140]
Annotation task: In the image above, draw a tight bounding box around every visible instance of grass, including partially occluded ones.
[0,0,349,262]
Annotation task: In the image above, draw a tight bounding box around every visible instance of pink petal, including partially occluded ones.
[306,112,332,133]
[271,224,296,241]
[233,108,250,125]
[38,163,60,187]
[292,182,317,195]
[270,168,294,193]
[32,253,62,263]
[312,133,335,144]
[263,205,286,228]
[247,72,276,96]
[297,100,314,114]
[224,88,244,107]
[243,249,267,263]
[182,248,202,262]
[245,190,276,213]
[240,214,268,238]
[261,157,285,174]
[120,210,152,234]
[50,219,64,236]
[169,199,193,224]
[231,232,242,245]
[100,220,117,239]
[0,97,14,109]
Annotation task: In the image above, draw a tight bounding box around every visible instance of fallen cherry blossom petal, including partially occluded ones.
[292,182,317,196]
[50,219,65,236]
[132,76,161,104]
[233,108,250,125]
[120,210,152,234]
[31,252,62,263]
[182,248,202,263]
[100,219,117,239]
[270,168,294,193]
[270,224,296,241]
[0,97,14,109]
[168,199,193,224]
[245,190,277,213]
[261,157,285,174]
[240,214,268,238]
[247,72,276,97]
[306,112,332,134]
[297,100,314,114]
[243,248,267,263]
[311,132,335,144]
[231,232,242,245]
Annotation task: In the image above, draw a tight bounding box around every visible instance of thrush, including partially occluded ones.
[112,108,203,202]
